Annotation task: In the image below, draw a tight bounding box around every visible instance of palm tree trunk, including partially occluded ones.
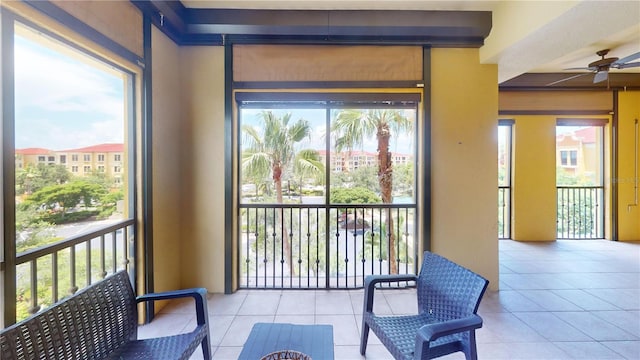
[386,210,397,274]
[275,177,295,277]
[377,124,398,274]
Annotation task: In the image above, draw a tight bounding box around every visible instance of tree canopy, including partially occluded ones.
[330,187,380,204]
[16,164,71,195]
[23,180,106,216]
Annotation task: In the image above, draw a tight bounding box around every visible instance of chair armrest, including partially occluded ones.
[363,274,418,313]
[416,314,483,342]
[136,288,209,326]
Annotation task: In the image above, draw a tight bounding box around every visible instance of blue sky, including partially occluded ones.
[14,29,125,151]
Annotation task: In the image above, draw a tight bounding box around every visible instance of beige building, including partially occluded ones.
[556,127,602,184]
[14,147,55,169]
[317,150,413,172]
[15,143,125,184]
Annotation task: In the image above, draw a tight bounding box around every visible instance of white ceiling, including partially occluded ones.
[181,0,640,82]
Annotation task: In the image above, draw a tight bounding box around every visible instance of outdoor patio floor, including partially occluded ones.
[138,239,640,359]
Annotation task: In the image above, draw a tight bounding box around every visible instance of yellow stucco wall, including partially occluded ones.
[179,46,227,292]
[511,116,558,241]
[151,27,183,299]
[617,91,640,241]
[431,48,499,291]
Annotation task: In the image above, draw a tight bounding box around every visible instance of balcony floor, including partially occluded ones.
[138,240,640,359]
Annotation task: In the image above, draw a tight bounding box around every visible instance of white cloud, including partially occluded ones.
[14,35,125,149]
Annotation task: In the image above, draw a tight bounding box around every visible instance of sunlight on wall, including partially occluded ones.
[431,48,499,291]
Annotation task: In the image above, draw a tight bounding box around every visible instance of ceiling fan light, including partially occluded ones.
[593,70,608,83]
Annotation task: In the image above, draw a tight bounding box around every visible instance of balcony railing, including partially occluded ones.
[498,186,511,239]
[13,219,135,320]
[557,186,604,239]
[239,204,418,289]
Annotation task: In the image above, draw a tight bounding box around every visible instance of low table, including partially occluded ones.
[238,323,334,360]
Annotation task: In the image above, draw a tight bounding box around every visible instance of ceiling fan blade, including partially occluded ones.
[613,51,640,65]
[546,72,593,86]
[615,61,640,69]
[563,66,595,71]
[593,70,608,83]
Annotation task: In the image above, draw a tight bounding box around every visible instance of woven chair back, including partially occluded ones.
[416,252,488,322]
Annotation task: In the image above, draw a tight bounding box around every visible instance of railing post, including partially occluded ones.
[29,261,40,315]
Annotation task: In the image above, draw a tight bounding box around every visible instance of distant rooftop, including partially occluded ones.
[16,143,124,154]
[15,147,54,155]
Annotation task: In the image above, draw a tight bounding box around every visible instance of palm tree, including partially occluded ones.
[331,109,412,274]
[242,111,324,276]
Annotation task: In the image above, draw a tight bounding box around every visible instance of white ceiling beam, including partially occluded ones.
[483,0,640,82]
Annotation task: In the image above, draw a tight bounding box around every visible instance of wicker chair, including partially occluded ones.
[0,270,211,360]
[360,251,489,360]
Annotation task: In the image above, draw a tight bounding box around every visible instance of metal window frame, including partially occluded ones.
[1,10,139,326]
[555,120,607,239]
[498,119,514,239]
[233,90,424,290]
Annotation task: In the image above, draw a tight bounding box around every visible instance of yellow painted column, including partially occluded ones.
[617,91,640,241]
[431,48,499,290]
[180,46,227,292]
[151,27,184,297]
[512,116,558,241]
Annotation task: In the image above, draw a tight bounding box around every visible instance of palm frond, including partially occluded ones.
[241,124,264,148]
[241,151,271,181]
[295,149,325,184]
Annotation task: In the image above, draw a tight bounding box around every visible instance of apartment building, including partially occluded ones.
[14,147,55,169]
[317,150,413,172]
[15,143,125,183]
[556,127,602,182]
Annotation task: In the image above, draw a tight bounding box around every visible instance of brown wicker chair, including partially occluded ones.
[0,270,211,360]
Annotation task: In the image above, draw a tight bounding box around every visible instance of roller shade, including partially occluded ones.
[233,44,423,82]
[499,91,612,114]
[51,0,143,57]
[557,118,609,126]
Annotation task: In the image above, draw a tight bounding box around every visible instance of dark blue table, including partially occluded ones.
[238,323,334,359]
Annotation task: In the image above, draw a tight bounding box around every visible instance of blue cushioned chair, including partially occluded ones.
[360,251,489,360]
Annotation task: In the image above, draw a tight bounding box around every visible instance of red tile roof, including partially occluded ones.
[15,148,53,155]
[573,127,596,143]
[556,127,597,144]
[61,143,124,153]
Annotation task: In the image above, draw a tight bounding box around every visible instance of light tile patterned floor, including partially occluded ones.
[138,240,640,359]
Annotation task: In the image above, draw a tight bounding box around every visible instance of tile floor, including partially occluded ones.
[138,240,640,359]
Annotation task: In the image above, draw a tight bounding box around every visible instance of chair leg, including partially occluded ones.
[202,336,212,360]
[463,331,478,360]
[360,321,370,355]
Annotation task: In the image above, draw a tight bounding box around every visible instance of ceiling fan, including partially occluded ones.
[547,49,640,86]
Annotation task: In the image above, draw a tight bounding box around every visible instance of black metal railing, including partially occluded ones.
[557,186,604,239]
[239,204,418,289]
[498,186,511,239]
[14,219,135,319]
